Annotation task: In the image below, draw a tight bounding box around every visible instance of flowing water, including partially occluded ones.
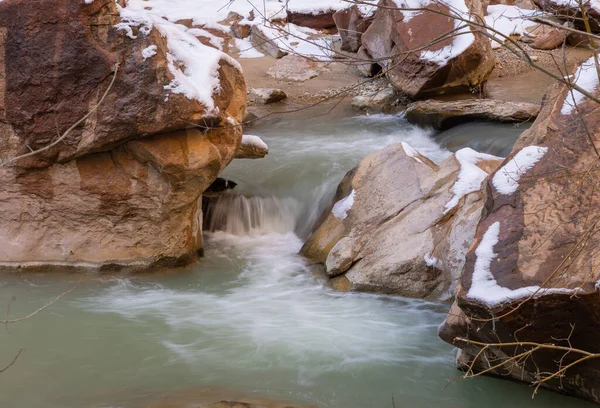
[0,115,593,408]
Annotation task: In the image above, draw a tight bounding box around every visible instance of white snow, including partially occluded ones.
[424,252,443,269]
[484,5,539,49]
[241,135,268,151]
[332,190,356,220]
[468,222,580,306]
[141,45,158,60]
[116,2,242,113]
[445,148,500,214]
[492,146,547,195]
[235,38,265,59]
[401,142,424,164]
[254,22,334,60]
[84,0,94,3]
[561,55,600,115]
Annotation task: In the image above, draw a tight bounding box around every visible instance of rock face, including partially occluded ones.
[287,10,336,30]
[0,0,246,272]
[301,143,502,298]
[405,99,541,129]
[358,0,495,98]
[332,6,374,53]
[439,57,600,403]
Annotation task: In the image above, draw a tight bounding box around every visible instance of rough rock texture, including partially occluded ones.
[266,55,328,82]
[301,143,502,298]
[439,70,600,402]
[287,10,336,30]
[521,24,566,50]
[359,0,495,98]
[249,88,287,104]
[332,6,374,53]
[351,88,400,113]
[0,0,246,272]
[405,99,541,129]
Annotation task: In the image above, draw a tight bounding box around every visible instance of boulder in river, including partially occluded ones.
[351,88,400,113]
[235,135,269,159]
[359,0,496,98]
[0,0,245,272]
[301,143,502,299]
[439,55,600,404]
[249,88,288,104]
[405,99,541,129]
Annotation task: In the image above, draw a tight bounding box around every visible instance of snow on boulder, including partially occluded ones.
[235,135,269,159]
[439,56,600,403]
[301,143,502,298]
[358,0,495,98]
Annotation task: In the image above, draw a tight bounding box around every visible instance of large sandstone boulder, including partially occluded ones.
[0,0,246,272]
[439,55,600,403]
[358,0,495,98]
[301,143,502,299]
[405,99,541,129]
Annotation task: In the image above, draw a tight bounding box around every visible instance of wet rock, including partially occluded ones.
[235,135,268,159]
[287,10,336,30]
[266,55,327,82]
[351,88,400,113]
[360,0,495,98]
[301,143,502,299]
[333,5,374,53]
[405,99,541,129]
[0,0,245,272]
[439,56,600,404]
[249,88,288,104]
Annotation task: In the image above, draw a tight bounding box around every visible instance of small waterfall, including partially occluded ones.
[203,191,302,235]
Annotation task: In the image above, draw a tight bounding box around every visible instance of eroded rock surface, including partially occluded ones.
[301,143,502,299]
[0,0,246,272]
[405,99,541,129]
[439,56,600,403]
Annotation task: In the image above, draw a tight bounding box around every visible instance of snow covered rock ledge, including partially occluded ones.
[0,0,246,273]
[354,0,495,98]
[439,56,600,404]
[300,143,502,299]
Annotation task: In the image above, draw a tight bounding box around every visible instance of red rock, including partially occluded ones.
[332,6,375,53]
[0,0,246,272]
[360,0,495,98]
[287,10,337,30]
[439,59,600,403]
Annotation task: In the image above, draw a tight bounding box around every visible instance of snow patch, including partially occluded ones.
[235,38,265,59]
[424,253,443,269]
[332,190,356,220]
[484,5,539,49]
[492,146,547,195]
[401,142,424,164]
[445,148,500,214]
[561,55,600,115]
[241,135,268,151]
[116,3,242,113]
[468,222,580,306]
[141,45,158,60]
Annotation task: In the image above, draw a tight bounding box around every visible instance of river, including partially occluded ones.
[0,114,592,408]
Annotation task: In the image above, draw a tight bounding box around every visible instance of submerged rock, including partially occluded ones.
[0,0,245,272]
[358,0,495,98]
[405,99,541,129]
[439,55,600,403]
[301,143,502,299]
